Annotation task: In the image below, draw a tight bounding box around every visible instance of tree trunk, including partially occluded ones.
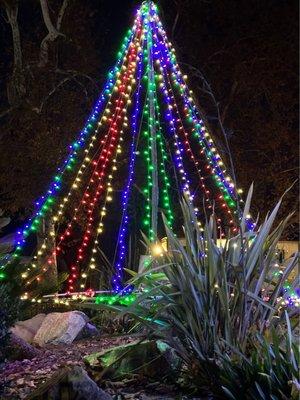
[39,0,69,67]
[4,0,26,105]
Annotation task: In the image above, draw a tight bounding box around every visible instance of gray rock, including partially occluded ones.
[0,232,14,254]
[33,311,89,346]
[11,314,46,343]
[67,366,112,400]
[84,340,181,379]
[75,322,100,340]
[30,366,112,400]
[7,333,41,360]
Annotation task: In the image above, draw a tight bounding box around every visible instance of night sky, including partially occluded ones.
[0,0,298,240]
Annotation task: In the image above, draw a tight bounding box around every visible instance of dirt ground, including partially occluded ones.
[0,336,189,400]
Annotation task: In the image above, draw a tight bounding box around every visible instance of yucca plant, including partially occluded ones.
[83,187,299,398]
[219,322,300,399]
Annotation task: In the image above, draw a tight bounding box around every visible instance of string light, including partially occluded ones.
[10,1,265,303]
[3,19,141,269]
[112,31,145,293]
[152,14,241,214]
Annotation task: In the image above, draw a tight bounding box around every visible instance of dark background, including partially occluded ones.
[0,0,298,238]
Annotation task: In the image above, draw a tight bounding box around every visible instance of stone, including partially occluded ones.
[10,325,35,344]
[75,322,100,340]
[11,314,46,344]
[84,340,181,380]
[31,366,112,400]
[0,232,14,254]
[7,333,41,361]
[67,366,112,400]
[33,311,89,346]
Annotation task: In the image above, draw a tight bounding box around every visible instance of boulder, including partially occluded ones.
[84,340,181,380]
[0,232,14,255]
[33,311,89,346]
[29,366,112,400]
[7,333,42,360]
[75,322,100,341]
[67,366,112,400]
[11,314,46,344]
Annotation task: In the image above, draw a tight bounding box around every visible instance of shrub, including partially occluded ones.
[0,284,20,362]
[85,188,299,398]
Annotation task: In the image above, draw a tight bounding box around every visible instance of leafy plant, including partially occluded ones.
[83,187,299,398]
[219,323,300,399]
[0,283,20,362]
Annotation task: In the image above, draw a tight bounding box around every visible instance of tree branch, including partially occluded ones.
[34,76,74,113]
[3,0,26,105]
[0,106,16,119]
[40,0,60,35]
[56,0,69,30]
[171,1,180,39]
[34,70,97,114]
[39,0,68,67]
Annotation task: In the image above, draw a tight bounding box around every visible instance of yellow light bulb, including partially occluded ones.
[151,244,164,257]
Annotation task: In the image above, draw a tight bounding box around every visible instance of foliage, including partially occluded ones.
[219,328,300,399]
[83,188,299,398]
[30,271,69,299]
[0,283,20,362]
[0,255,68,322]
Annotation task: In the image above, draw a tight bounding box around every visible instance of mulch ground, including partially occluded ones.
[0,336,132,399]
[0,336,188,400]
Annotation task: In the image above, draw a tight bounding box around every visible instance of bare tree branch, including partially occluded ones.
[2,0,26,105]
[221,80,238,124]
[171,1,180,39]
[179,61,241,207]
[0,106,16,119]
[34,70,97,114]
[39,0,68,67]
[56,0,69,30]
[55,68,99,91]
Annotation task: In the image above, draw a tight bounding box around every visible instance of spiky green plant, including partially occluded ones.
[83,187,299,398]
[219,323,300,399]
